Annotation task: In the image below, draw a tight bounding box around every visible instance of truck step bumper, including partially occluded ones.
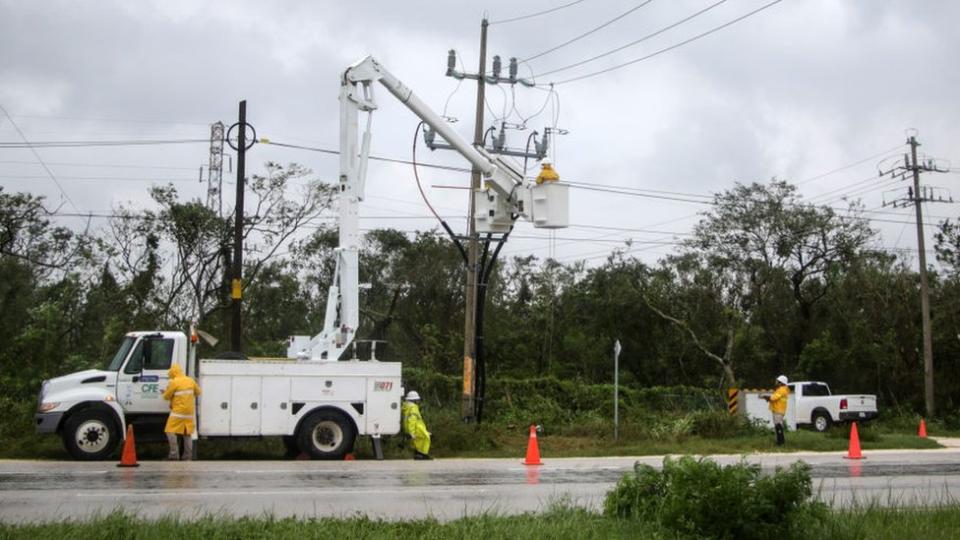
[35,412,64,434]
[839,411,878,422]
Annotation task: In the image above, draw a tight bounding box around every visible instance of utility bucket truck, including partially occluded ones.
[36,56,569,461]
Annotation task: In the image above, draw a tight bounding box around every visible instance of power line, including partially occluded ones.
[261,139,472,174]
[565,180,713,200]
[0,159,199,171]
[4,114,209,126]
[796,144,905,186]
[0,103,79,212]
[522,0,656,62]
[548,0,785,85]
[0,138,208,149]
[490,0,589,25]
[0,174,197,183]
[533,0,729,78]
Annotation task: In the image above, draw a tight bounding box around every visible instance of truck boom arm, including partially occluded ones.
[288,55,567,362]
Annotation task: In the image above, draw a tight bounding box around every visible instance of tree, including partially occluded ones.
[103,162,334,333]
[645,180,875,386]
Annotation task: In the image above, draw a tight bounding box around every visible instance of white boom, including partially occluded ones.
[288,55,568,361]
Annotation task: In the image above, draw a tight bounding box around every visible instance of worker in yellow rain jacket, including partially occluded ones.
[162,364,201,460]
[535,159,560,185]
[401,391,432,460]
[763,375,790,446]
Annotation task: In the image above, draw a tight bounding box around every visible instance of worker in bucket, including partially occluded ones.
[162,364,202,460]
[401,391,432,460]
[763,375,790,446]
[535,158,560,185]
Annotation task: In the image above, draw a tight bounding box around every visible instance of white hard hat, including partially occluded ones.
[776,375,788,385]
[405,390,421,401]
[541,158,552,166]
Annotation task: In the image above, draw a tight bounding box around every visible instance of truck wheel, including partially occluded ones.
[812,411,832,433]
[297,410,356,460]
[62,409,120,460]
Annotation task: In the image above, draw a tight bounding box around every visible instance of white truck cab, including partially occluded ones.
[36,331,402,460]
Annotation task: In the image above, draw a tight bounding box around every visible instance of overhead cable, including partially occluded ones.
[0,103,79,212]
[548,0,785,85]
[490,0,589,25]
[522,0,656,62]
[533,0,729,78]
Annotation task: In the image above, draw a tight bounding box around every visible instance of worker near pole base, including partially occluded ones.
[763,375,790,446]
[535,158,560,185]
[401,391,432,460]
[162,364,201,460]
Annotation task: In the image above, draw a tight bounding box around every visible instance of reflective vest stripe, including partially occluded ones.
[173,390,194,396]
[170,413,192,419]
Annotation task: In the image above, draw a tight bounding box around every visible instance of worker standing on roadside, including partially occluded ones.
[401,391,432,460]
[763,375,790,446]
[162,364,201,460]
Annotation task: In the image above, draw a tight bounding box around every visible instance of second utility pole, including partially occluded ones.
[462,18,488,422]
[909,135,935,418]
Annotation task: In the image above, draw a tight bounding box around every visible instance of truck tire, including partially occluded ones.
[297,410,356,460]
[812,411,832,433]
[62,409,120,461]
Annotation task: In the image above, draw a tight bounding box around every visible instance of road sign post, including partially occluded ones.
[614,339,621,441]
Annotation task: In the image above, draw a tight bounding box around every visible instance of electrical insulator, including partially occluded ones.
[509,57,518,82]
[446,50,457,76]
[492,55,502,79]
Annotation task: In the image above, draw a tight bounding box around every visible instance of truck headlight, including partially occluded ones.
[38,402,60,413]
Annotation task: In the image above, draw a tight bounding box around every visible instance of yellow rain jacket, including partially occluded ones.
[535,163,560,185]
[768,385,789,415]
[162,364,201,435]
[401,401,431,455]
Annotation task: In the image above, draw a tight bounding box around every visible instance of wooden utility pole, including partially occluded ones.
[462,18,488,422]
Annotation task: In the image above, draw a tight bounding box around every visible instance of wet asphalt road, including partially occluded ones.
[2,449,960,522]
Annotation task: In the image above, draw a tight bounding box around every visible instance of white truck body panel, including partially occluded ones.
[197,358,402,438]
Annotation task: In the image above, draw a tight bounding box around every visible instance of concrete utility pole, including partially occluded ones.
[461,18,488,422]
[881,134,949,417]
[226,101,256,355]
[910,136,935,418]
[441,20,549,422]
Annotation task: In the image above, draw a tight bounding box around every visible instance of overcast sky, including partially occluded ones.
[2,0,958,269]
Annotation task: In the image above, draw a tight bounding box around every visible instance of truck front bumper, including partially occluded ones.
[35,412,64,434]
[839,411,878,422]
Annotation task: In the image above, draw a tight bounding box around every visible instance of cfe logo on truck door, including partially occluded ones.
[373,381,393,392]
[139,375,161,399]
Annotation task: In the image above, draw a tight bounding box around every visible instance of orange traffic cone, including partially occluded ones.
[117,424,139,468]
[919,418,928,438]
[844,422,864,460]
[343,453,356,461]
[523,424,543,466]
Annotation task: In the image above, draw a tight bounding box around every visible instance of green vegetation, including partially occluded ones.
[605,457,824,539]
[3,504,960,539]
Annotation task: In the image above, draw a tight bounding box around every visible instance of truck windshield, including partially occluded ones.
[103,337,135,371]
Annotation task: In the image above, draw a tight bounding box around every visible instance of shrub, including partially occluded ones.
[603,456,825,540]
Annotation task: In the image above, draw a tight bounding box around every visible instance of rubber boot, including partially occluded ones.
[775,424,785,446]
[166,433,180,460]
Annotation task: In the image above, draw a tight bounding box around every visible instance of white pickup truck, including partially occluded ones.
[788,381,878,432]
[742,381,878,432]
[35,331,402,460]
